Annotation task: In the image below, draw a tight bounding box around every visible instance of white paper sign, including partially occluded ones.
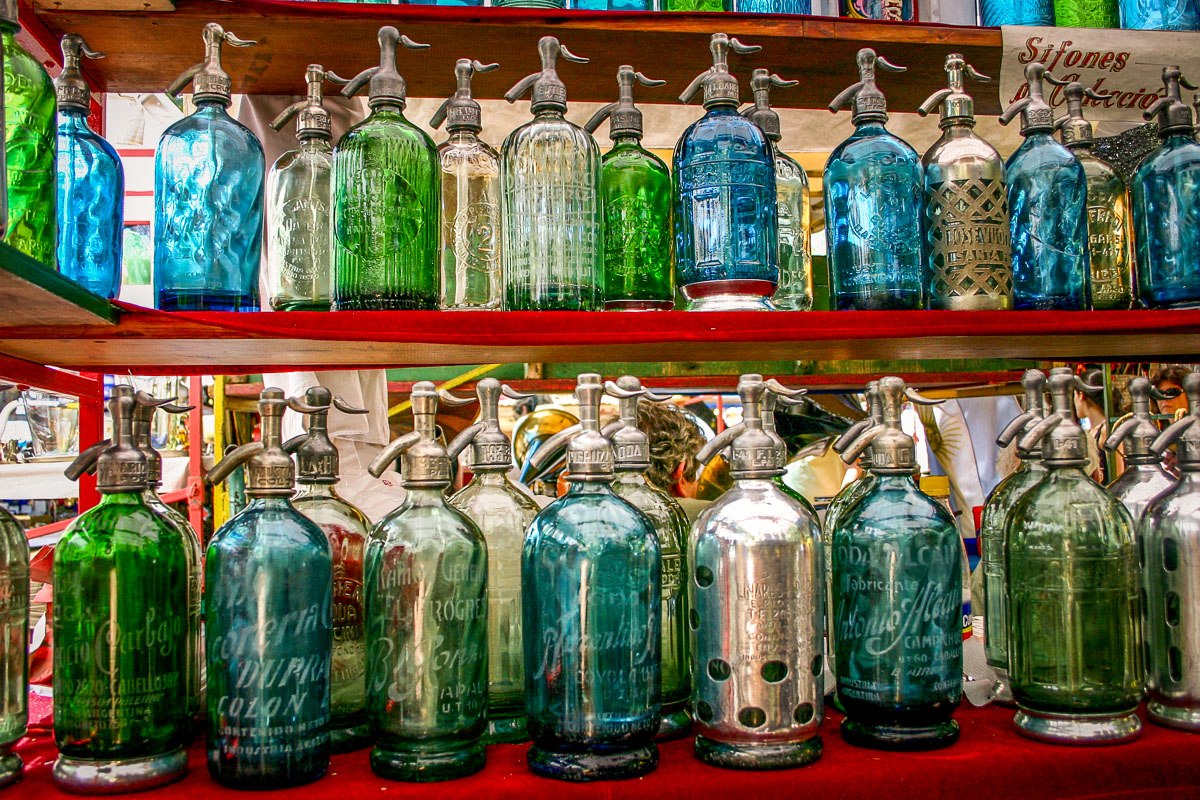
[1000,26,1200,124]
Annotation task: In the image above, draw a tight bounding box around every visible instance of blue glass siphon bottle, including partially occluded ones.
[1119,0,1199,27]
[204,389,332,788]
[833,377,962,750]
[365,383,488,781]
[675,34,778,311]
[55,34,122,299]
[523,373,661,781]
[999,65,1091,311]
[1105,377,1179,523]
[1133,67,1200,308]
[825,49,924,311]
[979,0,1054,23]
[154,23,264,312]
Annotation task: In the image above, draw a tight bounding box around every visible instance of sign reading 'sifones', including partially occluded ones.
[999,26,1200,122]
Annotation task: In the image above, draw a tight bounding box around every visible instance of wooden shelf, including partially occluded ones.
[0,242,117,328]
[0,305,1196,374]
[26,0,1004,113]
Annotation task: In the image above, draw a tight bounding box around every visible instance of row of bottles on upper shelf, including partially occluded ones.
[0,364,1194,791]
[9,21,1200,313]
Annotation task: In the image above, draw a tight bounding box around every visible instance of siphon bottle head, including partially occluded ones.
[445,378,531,472]
[282,388,368,484]
[329,26,429,110]
[740,69,798,143]
[270,64,333,141]
[584,65,665,140]
[166,22,256,107]
[1106,377,1178,464]
[829,47,905,126]
[431,58,498,134]
[56,34,104,114]
[996,369,1047,460]
[131,391,192,488]
[917,52,990,127]
[679,33,761,111]
[1017,368,1100,467]
[1052,79,1114,149]
[504,36,588,116]
[840,376,941,474]
[1144,66,1198,136]
[999,63,1057,136]
[604,376,673,473]
[65,386,149,494]
[565,373,615,482]
[1150,371,1200,468]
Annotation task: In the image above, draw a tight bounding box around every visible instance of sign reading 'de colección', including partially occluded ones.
[999,26,1200,123]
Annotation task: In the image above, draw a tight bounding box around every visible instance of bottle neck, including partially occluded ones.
[614,471,648,486]
[247,495,295,511]
[1023,128,1056,143]
[446,129,480,145]
[704,102,739,115]
[371,101,405,117]
[295,482,336,500]
[873,472,917,490]
[405,486,448,506]
[1066,141,1094,155]
[567,481,612,497]
[611,133,642,149]
[99,490,145,506]
[1162,131,1197,147]
[473,471,512,487]
[195,98,231,113]
[939,118,977,135]
[298,134,332,151]
[535,108,565,121]
[60,109,89,126]
[854,120,889,137]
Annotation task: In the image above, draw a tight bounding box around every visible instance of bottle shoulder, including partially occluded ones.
[374,497,485,546]
[528,489,657,544]
[1135,138,1200,179]
[697,480,820,540]
[1006,136,1082,175]
[293,493,372,536]
[1009,471,1135,542]
[3,37,54,96]
[612,478,690,535]
[502,116,600,157]
[603,144,670,174]
[58,122,123,164]
[272,145,333,175]
[338,113,437,154]
[839,478,956,536]
[437,137,502,170]
[828,126,920,167]
[210,501,330,552]
[1143,478,1200,531]
[922,131,1005,176]
[60,499,181,552]
[449,478,541,523]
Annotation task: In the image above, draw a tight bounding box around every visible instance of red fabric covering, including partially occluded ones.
[11,704,1200,799]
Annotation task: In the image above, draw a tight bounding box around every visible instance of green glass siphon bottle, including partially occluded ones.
[0,424,27,790]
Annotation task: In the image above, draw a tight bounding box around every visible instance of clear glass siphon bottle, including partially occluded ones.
[1105,377,1179,523]
[266,65,334,311]
[1133,66,1200,308]
[980,0,1054,24]
[0,496,25,791]
[365,383,488,781]
[1007,368,1143,744]
[826,49,924,311]
[1055,82,1136,310]
[55,387,189,793]
[523,374,661,781]
[917,54,1013,311]
[204,389,332,788]
[282,388,373,752]
[155,23,263,312]
[431,59,503,310]
[331,27,439,310]
[585,66,674,310]
[445,379,541,744]
[55,34,122,298]
[1119,0,1199,27]
[501,37,602,311]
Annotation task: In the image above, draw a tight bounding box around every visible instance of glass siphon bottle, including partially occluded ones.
[431,59,503,311]
[917,54,1013,311]
[365,383,488,781]
[999,64,1091,311]
[825,49,924,311]
[1119,0,1199,27]
[501,37,602,310]
[0,389,27,791]
[204,389,332,788]
[155,23,263,312]
[675,35,778,311]
[331,27,439,310]
[55,34,122,298]
[1055,0,1119,25]
[445,379,541,744]
[585,66,674,310]
[55,387,189,793]
[1133,66,1200,308]
[572,0,652,9]
[840,0,914,17]
[663,0,729,6]
[1141,371,1200,730]
[1055,82,1136,310]
[833,377,962,750]
[742,69,814,311]
[980,0,1054,23]
[282,388,373,752]
[523,374,661,781]
[1,0,55,267]
[1105,377,1179,522]
[266,65,334,311]
[1006,368,1143,744]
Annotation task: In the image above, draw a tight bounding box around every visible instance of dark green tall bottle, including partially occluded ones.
[0,466,28,789]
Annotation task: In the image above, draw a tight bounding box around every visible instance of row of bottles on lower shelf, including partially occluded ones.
[0,365,1194,790]
[10,20,1200,314]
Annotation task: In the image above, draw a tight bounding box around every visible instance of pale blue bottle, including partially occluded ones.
[980,0,1054,24]
[55,35,122,299]
[825,49,924,311]
[999,64,1090,311]
[675,34,778,311]
[1134,67,1200,308]
[1119,0,1199,28]
[155,24,264,312]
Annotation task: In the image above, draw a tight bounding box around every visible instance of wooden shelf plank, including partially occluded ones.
[28,0,1004,113]
[0,242,117,327]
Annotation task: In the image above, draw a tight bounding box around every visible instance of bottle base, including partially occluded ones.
[930,295,1013,311]
[0,753,21,789]
[272,299,332,312]
[330,721,372,753]
[157,290,259,312]
[371,740,485,782]
[527,742,658,782]
[1148,702,1200,731]
[1013,706,1142,744]
[604,299,674,311]
[484,715,530,744]
[333,296,438,311]
[656,707,693,741]
[686,293,777,312]
[694,734,822,770]
[840,717,960,751]
[54,748,188,794]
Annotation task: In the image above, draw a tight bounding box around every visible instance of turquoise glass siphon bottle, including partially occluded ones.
[266,65,334,311]
[675,34,778,311]
[431,59,503,311]
[1105,377,1179,522]
[1007,368,1143,744]
[501,37,602,310]
[1141,371,1200,730]
[155,23,263,311]
[204,389,332,788]
[1133,66,1200,308]
[917,54,1013,311]
[999,65,1091,311]
[1119,0,1199,27]
[833,377,962,751]
[55,387,189,793]
[585,66,674,310]
[825,49,924,311]
[0,495,25,790]
[742,70,814,311]
[365,383,487,781]
[980,0,1054,23]
[331,27,439,310]
[523,374,661,781]
[445,380,541,744]
[979,369,1046,701]
[1,0,56,266]
[690,375,824,769]
[55,34,122,298]
[282,389,373,752]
